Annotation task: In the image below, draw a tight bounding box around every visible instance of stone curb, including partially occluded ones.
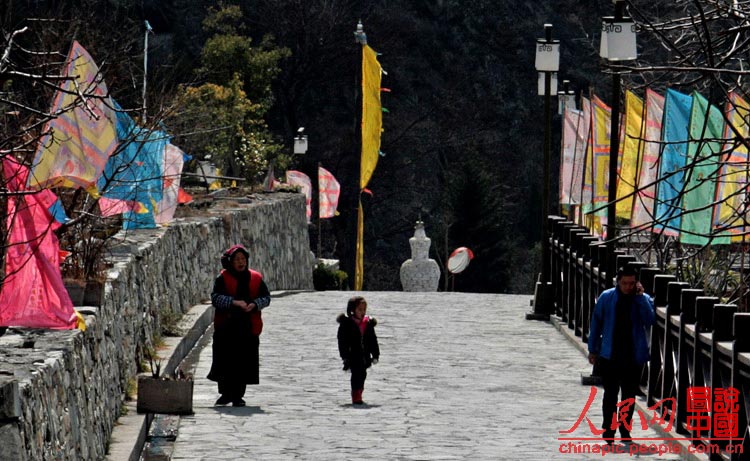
[550,315,708,461]
[105,302,214,461]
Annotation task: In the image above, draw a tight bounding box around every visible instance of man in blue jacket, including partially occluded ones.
[588,265,655,445]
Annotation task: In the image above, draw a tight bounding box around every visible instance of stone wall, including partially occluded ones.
[0,192,313,460]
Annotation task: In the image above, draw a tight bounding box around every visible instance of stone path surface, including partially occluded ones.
[169,291,692,460]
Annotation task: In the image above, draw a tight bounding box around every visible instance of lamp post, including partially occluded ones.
[528,24,560,321]
[600,0,637,271]
[558,80,576,115]
[142,20,153,123]
[293,127,308,155]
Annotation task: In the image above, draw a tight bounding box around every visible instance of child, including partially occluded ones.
[337,296,380,405]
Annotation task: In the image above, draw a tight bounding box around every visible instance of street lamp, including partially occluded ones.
[293,127,308,155]
[600,0,637,270]
[528,24,560,321]
[558,80,576,114]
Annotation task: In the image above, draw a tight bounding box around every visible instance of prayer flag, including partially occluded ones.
[714,92,750,239]
[631,89,665,229]
[579,97,594,225]
[654,89,692,237]
[28,41,117,190]
[0,158,77,329]
[680,92,727,245]
[287,170,312,222]
[616,91,645,219]
[357,44,384,290]
[154,143,185,225]
[559,108,582,206]
[318,166,341,219]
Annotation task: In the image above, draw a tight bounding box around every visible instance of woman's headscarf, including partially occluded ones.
[221,244,250,271]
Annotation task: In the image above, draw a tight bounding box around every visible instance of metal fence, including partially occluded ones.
[547,216,750,460]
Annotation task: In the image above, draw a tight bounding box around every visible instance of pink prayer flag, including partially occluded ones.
[318,166,341,218]
[0,158,77,329]
[154,144,185,224]
[98,197,147,217]
[286,170,312,221]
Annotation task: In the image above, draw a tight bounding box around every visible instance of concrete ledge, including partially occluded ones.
[105,303,213,461]
[162,304,214,378]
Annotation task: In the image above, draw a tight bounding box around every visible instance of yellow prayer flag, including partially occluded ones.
[616,91,645,219]
[716,92,750,241]
[356,44,384,290]
[360,45,382,190]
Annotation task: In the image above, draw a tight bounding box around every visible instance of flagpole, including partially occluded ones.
[318,162,322,259]
[354,21,367,290]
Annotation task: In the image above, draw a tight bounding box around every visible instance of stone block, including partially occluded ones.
[0,381,20,419]
[137,377,193,415]
[0,421,25,461]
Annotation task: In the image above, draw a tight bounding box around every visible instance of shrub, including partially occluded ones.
[313,263,348,291]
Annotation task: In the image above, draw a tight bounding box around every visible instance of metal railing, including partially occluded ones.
[546,216,750,460]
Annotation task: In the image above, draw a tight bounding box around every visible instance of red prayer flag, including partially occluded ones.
[0,158,77,329]
[318,166,341,219]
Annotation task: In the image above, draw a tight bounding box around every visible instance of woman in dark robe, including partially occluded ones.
[207,244,271,407]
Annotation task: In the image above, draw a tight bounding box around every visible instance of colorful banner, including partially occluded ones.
[654,89,692,237]
[356,44,384,290]
[616,91,645,219]
[714,93,750,239]
[97,106,165,229]
[580,97,593,215]
[569,105,588,213]
[287,170,312,222]
[560,108,582,205]
[592,96,612,211]
[318,166,341,219]
[28,41,117,190]
[631,89,665,229]
[154,143,185,225]
[680,92,727,245]
[584,96,610,237]
[0,158,77,329]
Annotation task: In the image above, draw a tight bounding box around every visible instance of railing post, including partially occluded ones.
[580,236,599,341]
[660,281,690,407]
[695,297,719,333]
[557,221,577,322]
[706,304,736,452]
[570,226,589,327]
[729,312,750,461]
[549,216,568,317]
[653,275,678,307]
[648,274,676,407]
[675,288,703,435]
[639,267,661,299]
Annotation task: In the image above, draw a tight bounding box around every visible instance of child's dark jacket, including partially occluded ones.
[337,314,380,369]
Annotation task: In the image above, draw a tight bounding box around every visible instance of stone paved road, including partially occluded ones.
[170,292,688,461]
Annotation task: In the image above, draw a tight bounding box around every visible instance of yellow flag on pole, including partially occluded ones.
[360,45,382,190]
[355,44,383,290]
